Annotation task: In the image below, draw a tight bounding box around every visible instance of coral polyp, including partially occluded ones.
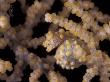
[0,15,10,33]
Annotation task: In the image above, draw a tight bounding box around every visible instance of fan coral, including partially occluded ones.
[0,0,110,82]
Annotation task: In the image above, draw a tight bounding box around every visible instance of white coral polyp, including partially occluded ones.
[45,13,53,22]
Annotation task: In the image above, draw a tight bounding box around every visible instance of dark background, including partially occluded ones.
[0,0,110,82]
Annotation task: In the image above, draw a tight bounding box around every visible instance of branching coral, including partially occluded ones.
[48,71,67,82]
[0,15,10,33]
[0,59,13,74]
[0,0,110,82]
[44,1,110,82]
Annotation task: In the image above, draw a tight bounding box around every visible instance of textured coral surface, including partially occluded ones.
[0,0,110,82]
